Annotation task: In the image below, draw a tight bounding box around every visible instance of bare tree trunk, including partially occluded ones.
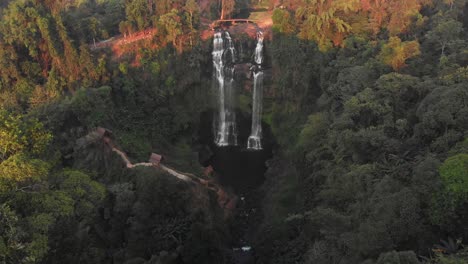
[189,12,194,47]
[148,0,153,13]
[221,0,225,19]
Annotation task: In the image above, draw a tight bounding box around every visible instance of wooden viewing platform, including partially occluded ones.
[211,19,259,29]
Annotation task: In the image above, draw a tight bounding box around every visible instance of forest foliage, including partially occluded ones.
[0,0,467,263]
[259,0,468,263]
[0,1,220,263]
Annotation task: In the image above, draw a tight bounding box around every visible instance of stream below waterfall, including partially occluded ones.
[208,143,271,264]
[198,109,273,263]
[197,28,272,263]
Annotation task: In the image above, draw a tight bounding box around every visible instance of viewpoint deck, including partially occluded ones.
[211,19,259,29]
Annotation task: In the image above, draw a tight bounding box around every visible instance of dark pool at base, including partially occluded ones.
[198,110,274,192]
[211,146,270,190]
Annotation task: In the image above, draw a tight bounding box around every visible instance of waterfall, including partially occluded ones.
[254,31,264,65]
[247,71,264,150]
[247,32,264,150]
[212,30,266,149]
[225,32,236,62]
[213,31,238,146]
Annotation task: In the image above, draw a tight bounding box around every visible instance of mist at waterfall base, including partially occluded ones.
[199,110,273,191]
[197,30,272,191]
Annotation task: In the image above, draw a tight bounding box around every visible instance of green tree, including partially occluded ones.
[426,12,463,58]
[375,73,420,125]
[378,37,421,71]
[185,0,198,29]
[0,154,50,190]
[124,0,150,30]
[221,0,236,19]
[272,9,295,34]
[296,113,329,151]
[361,0,429,35]
[119,20,134,38]
[431,153,468,231]
[376,251,420,264]
[295,0,360,50]
[58,170,106,220]
[184,0,199,47]
[88,17,100,48]
[439,154,468,200]
[155,0,173,16]
[158,9,183,51]
[0,111,52,161]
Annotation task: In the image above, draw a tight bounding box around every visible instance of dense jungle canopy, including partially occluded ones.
[0,0,467,263]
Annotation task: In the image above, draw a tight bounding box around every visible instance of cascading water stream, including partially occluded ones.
[247,71,263,150]
[254,31,264,65]
[247,31,264,150]
[213,31,238,146]
[225,32,236,63]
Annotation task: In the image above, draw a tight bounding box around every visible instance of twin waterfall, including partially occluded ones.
[212,31,264,150]
[247,32,264,150]
[213,31,238,146]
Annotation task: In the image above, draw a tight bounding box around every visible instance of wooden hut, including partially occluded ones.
[96,127,113,138]
[96,127,113,145]
[149,153,164,167]
[204,165,214,176]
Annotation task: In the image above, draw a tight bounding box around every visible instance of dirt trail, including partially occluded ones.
[82,128,238,213]
[108,146,194,182]
[91,29,157,50]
